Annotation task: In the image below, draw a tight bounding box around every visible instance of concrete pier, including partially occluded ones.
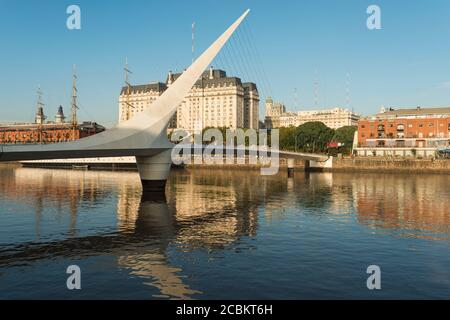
[287,158,295,177]
[136,150,172,192]
[305,156,333,172]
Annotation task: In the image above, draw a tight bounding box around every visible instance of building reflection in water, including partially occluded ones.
[165,170,260,249]
[0,167,267,299]
[2,167,448,244]
[3,167,113,238]
[343,174,450,240]
[1,165,449,298]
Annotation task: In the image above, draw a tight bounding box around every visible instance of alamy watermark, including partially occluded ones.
[366,265,381,290]
[66,5,81,30]
[66,265,81,290]
[170,128,280,176]
[65,5,381,31]
[367,5,381,30]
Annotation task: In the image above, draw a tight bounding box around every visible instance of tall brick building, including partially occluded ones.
[0,106,105,144]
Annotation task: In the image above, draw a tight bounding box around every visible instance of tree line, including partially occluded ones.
[279,122,357,155]
[169,122,357,156]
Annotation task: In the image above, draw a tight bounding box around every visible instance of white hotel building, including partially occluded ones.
[119,68,260,132]
[265,98,360,129]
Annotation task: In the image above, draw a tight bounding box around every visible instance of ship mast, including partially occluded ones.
[124,57,133,120]
[36,86,45,143]
[70,65,78,128]
[37,86,44,110]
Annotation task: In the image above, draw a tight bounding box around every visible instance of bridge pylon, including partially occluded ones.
[136,150,172,192]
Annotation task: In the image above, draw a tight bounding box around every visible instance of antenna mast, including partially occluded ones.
[124,57,133,120]
[314,68,319,108]
[346,71,351,111]
[192,22,195,64]
[70,65,78,127]
[294,87,299,112]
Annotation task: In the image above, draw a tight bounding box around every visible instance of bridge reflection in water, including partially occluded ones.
[0,166,449,299]
[0,167,264,299]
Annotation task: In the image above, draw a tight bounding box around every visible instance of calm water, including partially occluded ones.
[0,165,449,299]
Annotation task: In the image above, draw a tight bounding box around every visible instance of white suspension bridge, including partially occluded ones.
[0,10,330,191]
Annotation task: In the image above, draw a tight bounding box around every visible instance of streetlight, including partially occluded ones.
[294,132,302,153]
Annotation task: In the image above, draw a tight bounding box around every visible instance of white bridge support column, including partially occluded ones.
[305,156,333,172]
[287,158,295,178]
[136,149,172,192]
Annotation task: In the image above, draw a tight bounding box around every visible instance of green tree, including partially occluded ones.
[292,122,335,153]
[279,126,297,151]
[332,125,357,155]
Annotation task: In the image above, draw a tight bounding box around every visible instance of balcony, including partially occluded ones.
[361,137,450,148]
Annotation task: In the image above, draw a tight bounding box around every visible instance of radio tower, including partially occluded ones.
[124,57,133,120]
[314,68,319,108]
[70,65,79,127]
[294,87,299,112]
[192,22,196,64]
[346,71,351,111]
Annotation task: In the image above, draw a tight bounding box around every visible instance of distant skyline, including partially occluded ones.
[1,0,450,126]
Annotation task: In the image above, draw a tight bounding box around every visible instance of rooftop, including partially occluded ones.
[0,121,105,131]
[120,68,258,95]
[378,107,450,117]
[120,82,167,95]
[361,107,450,120]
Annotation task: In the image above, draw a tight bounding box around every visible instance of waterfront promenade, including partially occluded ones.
[5,156,450,174]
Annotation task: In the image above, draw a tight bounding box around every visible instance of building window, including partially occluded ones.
[396,140,405,147]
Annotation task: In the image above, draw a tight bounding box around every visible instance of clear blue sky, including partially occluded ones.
[1,0,450,126]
